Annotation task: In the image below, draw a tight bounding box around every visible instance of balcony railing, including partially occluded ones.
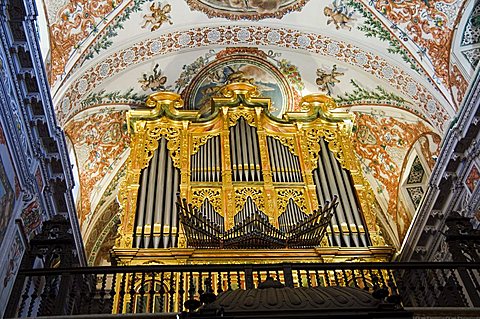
[5,262,480,317]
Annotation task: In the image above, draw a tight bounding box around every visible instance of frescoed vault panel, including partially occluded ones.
[359,0,466,87]
[351,108,438,242]
[65,109,129,223]
[57,27,452,130]
[62,43,450,133]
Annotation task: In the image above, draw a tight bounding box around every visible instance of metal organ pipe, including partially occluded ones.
[229,118,262,182]
[132,137,181,249]
[319,139,350,246]
[215,136,221,181]
[235,122,243,181]
[144,150,159,248]
[314,145,341,246]
[341,168,368,246]
[135,168,149,248]
[326,146,361,247]
[251,126,261,181]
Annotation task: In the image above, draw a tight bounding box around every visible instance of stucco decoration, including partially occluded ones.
[185,0,309,20]
[65,110,129,223]
[352,111,436,241]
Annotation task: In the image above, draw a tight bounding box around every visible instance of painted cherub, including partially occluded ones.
[142,2,173,32]
[316,64,344,95]
[324,1,354,31]
[139,64,168,91]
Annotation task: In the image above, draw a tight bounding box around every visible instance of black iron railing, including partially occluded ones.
[5,262,480,317]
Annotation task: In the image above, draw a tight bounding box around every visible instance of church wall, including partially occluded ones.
[0,0,86,314]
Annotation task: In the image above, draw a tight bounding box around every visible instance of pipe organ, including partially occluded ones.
[115,83,392,265]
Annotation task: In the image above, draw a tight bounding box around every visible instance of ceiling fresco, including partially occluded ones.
[56,27,451,131]
[35,0,477,252]
[178,47,303,117]
[184,0,309,20]
[64,109,130,223]
[351,109,440,243]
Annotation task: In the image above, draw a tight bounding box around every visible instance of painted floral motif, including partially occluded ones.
[81,89,149,108]
[85,200,120,265]
[185,0,309,20]
[353,112,432,237]
[450,64,469,106]
[419,133,441,170]
[335,79,410,106]
[49,0,121,82]
[85,0,151,61]
[21,201,42,237]
[368,0,464,86]
[57,26,450,132]
[346,0,420,73]
[65,110,129,222]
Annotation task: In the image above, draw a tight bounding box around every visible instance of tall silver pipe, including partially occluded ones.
[273,139,284,182]
[246,122,255,181]
[215,136,221,181]
[217,136,222,181]
[144,149,159,248]
[251,128,261,181]
[341,168,367,246]
[327,149,359,246]
[235,123,243,181]
[135,166,149,247]
[155,138,167,226]
[283,142,295,182]
[266,137,275,182]
[239,120,249,181]
[167,166,179,248]
[320,139,349,245]
[293,155,302,182]
[230,128,237,181]
[315,149,341,245]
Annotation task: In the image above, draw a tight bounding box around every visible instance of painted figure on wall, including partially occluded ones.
[142,2,173,32]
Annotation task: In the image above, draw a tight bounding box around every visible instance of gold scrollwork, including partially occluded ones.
[228,110,256,127]
[191,134,219,155]
[234,187,265,214]
[276,188,307,215]
[191,188,223,216]
[270,134,298,156]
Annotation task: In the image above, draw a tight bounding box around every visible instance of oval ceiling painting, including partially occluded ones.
[185,0,309,20]
[180,48,302,118]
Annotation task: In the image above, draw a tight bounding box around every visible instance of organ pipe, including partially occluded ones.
[128,83,376,253]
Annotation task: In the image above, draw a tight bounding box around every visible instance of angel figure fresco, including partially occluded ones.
[316,64,344,95]
[324,0,354,30]
[139,63,168,91]
[142,2,173,32]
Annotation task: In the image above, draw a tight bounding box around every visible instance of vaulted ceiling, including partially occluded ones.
[37,0,477,265]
